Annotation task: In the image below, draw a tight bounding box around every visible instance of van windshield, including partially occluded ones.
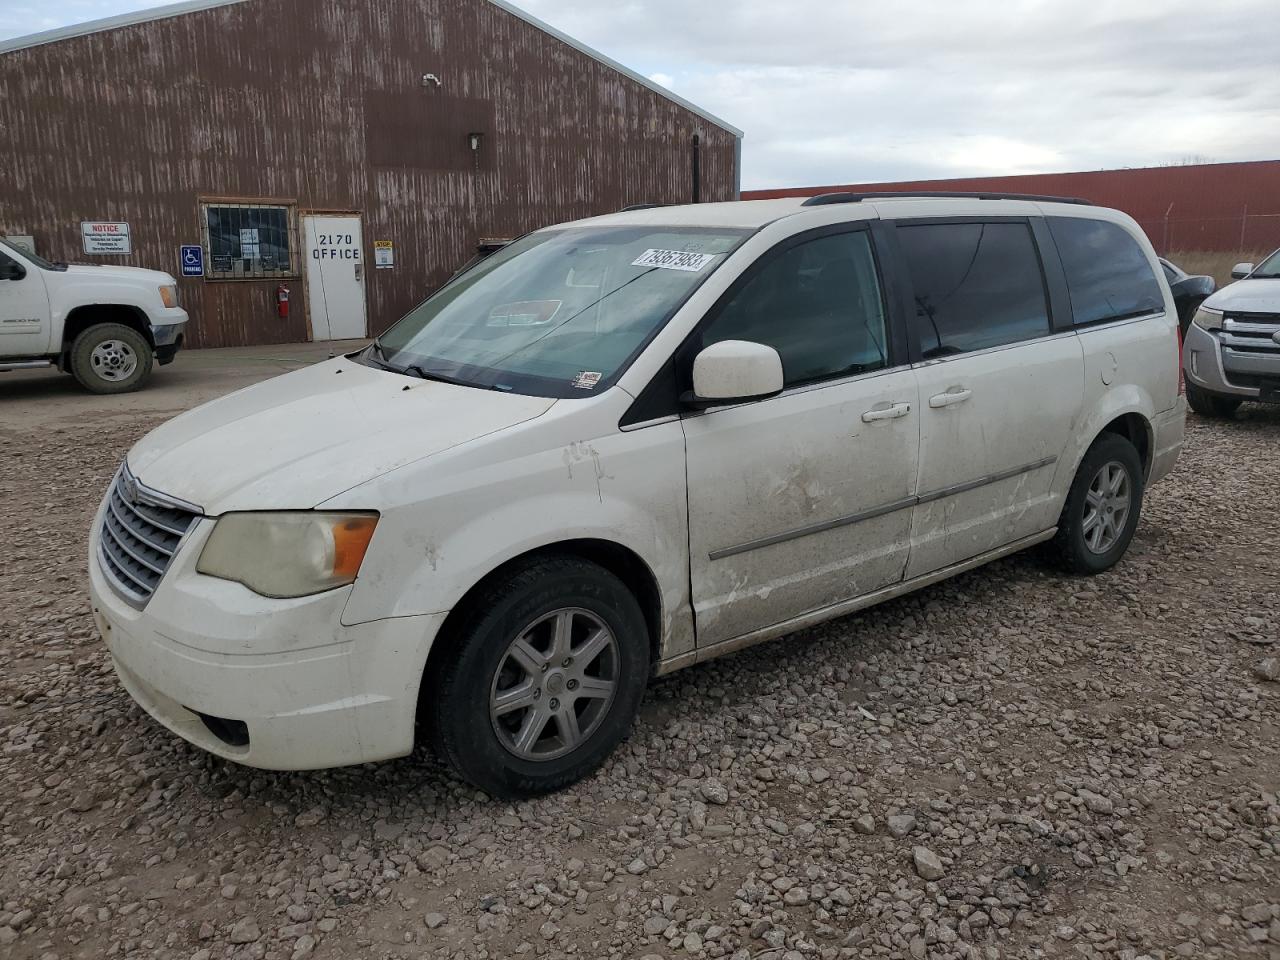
[372,226,750,397]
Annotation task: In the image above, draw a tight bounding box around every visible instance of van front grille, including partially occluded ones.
[97,464,201,606]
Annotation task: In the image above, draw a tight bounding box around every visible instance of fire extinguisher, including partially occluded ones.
[276,284,290,319]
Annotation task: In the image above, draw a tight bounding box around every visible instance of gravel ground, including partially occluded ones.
[1,364,1278,960]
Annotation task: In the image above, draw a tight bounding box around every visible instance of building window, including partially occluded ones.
[201,202,298,279]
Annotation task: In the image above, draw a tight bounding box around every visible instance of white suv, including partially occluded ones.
[1182,248,1280,417]
[87,194,1185,797]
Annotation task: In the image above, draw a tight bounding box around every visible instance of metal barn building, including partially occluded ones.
[0,0,742,349]
[745,159,1280,256]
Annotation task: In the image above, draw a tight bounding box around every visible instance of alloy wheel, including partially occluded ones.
[1082,461,1131,554]
[489,607,619,761]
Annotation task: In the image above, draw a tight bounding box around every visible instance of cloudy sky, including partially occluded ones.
[4,0,1280,189]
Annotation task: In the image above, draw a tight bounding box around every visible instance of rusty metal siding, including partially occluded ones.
[745,160,1280,254]
[0,0,738,349]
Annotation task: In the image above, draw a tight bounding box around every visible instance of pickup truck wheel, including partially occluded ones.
[1185,383,1242,419]
[427,556,649,799]
[1052,434,1144,575]
[70,323,153,394]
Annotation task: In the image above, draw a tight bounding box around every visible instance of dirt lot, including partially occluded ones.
[1,348,1278,960]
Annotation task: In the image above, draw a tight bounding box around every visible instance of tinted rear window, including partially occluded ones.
[1048,217,1163,325]
[897,221,1051,358]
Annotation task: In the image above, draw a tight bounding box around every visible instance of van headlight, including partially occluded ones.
[1192,305,1223,331]
[196,512,379,598]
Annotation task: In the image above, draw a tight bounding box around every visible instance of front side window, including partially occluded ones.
[700,231,890,388]
[202,202,297,279]
[898,222,1051,358]
[1251,248,1280,279]
[1048,217,1163,325]
[376,226,749,398]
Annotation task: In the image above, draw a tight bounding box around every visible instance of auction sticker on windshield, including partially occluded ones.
[632,249,718,272]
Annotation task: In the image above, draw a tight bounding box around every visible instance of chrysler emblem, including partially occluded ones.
[121,470,140,505]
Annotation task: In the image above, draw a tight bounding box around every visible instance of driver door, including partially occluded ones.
[0,248,52,357]
[682,226,921,646]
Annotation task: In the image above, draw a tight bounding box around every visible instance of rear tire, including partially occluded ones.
[1051,434,1144,575]
[69,323,153,394]
[1186,383,1241,419]
[426,556,649,798]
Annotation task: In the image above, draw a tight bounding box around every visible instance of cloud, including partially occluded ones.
[5,0,1280,189]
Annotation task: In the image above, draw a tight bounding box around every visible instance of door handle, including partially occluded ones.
[354,262,364,282]
[929,388,972,408]
[861,402,912,422]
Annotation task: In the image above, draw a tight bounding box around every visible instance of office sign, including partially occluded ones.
[82,221,132,255]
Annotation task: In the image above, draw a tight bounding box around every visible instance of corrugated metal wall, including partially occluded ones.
[745,160,1280,254]
[0,0,739,348]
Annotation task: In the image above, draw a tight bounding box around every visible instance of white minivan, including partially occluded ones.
[88,194,1185,797]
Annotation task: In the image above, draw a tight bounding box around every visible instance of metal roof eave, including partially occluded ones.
[0,0,249,55]
[484,0,743,138]
[0,0,744,139]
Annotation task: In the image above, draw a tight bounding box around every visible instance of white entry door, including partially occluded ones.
[303,215,367,341]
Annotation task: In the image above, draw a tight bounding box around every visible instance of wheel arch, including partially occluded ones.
[1097,412,1153,479]
[416,538,664,721]
[62,305,154,356]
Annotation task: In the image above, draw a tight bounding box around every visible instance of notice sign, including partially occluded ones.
[374,240,394,269]
[239,228,260,260]
[81,221,131,255]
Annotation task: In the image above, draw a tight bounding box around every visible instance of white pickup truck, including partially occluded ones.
[0,238,189,393]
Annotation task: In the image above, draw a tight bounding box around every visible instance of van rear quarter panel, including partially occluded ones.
[326,398,695,659]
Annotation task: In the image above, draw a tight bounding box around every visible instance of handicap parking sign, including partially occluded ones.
[180,245,204,277]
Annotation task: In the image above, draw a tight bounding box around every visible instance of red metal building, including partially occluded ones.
[745,159,1280,254]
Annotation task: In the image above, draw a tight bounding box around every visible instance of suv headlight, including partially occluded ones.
[1191,305,1223,331]
[159,284,179,308]
[196,512,379,598]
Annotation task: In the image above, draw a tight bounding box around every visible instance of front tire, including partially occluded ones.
[426,556,649,798]
[69,323,153,394]
[1186,382,1242,419]
[1052,434,1144,575]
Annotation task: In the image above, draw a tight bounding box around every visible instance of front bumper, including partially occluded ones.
[150,311,188,364]
[88,498,446,770]
[1183,322,1279,399]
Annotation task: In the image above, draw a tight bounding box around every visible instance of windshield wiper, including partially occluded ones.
[401,363,488,390]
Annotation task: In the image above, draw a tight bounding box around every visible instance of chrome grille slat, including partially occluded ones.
[97,464,201,607]
[107,492,177,557]
[102,510,169,576]
[115,492,193,537]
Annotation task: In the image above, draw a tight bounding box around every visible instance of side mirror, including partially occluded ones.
[1231,262,1254,280]
[686,340,784,408]
[0,259,25,281]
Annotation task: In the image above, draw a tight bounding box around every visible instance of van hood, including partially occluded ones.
[127,358,556,514]
[1204,278,1280,313]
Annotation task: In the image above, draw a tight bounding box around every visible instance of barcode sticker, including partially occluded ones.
[632,248,718,272]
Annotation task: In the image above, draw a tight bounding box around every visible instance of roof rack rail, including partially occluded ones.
[621,203,668,212]
[800,191,1093,207]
